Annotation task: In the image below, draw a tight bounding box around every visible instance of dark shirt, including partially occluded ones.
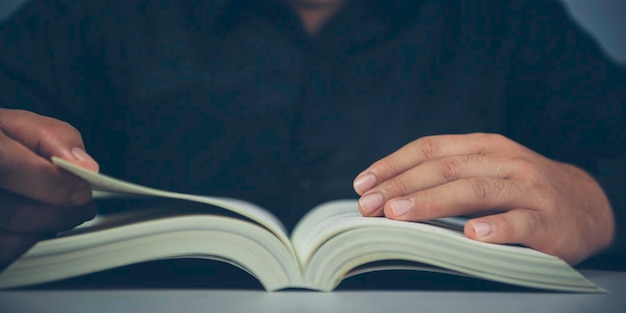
[1,0,625,261]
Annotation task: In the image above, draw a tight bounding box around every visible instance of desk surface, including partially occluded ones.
[1,269,625,313]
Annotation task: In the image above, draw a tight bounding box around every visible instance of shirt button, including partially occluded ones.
[299,179,312,190]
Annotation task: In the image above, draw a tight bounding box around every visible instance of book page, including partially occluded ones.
[293,202,600,292]
[291,200,402,265]
[52,157,292,251]
[291,200,461,264]
[291,200,540,267]
[0,214,301,291]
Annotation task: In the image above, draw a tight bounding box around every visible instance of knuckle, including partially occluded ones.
[521,212,538,235]
[510,157,534,174]
[437,158,459,181]
[4,110,36,130]
[478,132,508,146]
[520,211,546,242]
[6,109,30,121]
[470,177,506,202]
[375,157,401,179]
[463,153,486,164]
[469,177,497,201]
[511,157,541,183]
[43,121,82,142]
[496,217,517,241]
[485,132,505,142]
[416,136,439,160]
[500,210,546,245]
[380,177,410,198]
[482,133,519,151]
[435,154,484,182]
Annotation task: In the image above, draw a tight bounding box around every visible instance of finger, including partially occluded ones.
[0,109,99,171]
[383,177,522,221]
[354,133,517,195]
[462,209,580,263]
[0,191,97,233]
[463,209,547,244]
[0,231,51,266]
[0,131,95,206]
[357,154,515,216]
[0,109,99,205]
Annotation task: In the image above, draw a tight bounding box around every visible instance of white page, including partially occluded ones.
[52,157,293,252]
[291,200,547,267]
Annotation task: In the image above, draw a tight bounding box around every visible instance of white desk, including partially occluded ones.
[1,269,625,313]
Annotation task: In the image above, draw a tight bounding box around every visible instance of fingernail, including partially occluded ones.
[359,192,384,215]
[71,147,96,164]
[390,199,412,217]
[354,173,377,194]
[473,222,492,238]
[71,187,92,205]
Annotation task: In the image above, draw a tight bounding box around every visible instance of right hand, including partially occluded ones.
[0,109,99,267]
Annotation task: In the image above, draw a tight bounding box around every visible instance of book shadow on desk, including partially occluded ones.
[21,258,542,293]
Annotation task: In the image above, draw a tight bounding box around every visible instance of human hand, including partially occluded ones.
[0,190,97,268]
[0,109,99,266]
[353,133,615,265]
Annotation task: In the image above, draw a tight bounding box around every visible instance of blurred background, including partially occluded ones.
[564,0,626,63]
[0,0,625,63]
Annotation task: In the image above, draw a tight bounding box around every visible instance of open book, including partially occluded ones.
[0,157,602,292]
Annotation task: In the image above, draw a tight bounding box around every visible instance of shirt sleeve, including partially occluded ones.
[503,1,626,264]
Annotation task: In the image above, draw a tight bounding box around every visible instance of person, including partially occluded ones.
[0,0,624,271]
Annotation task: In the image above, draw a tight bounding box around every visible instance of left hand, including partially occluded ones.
[0,190,97,270]
[353,133,615,265]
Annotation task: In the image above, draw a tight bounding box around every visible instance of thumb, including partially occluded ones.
[465,209,590,265]
[0,109,99,172]
[464,209,548,250]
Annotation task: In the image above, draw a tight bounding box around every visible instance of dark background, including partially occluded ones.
[1,0,625,63]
